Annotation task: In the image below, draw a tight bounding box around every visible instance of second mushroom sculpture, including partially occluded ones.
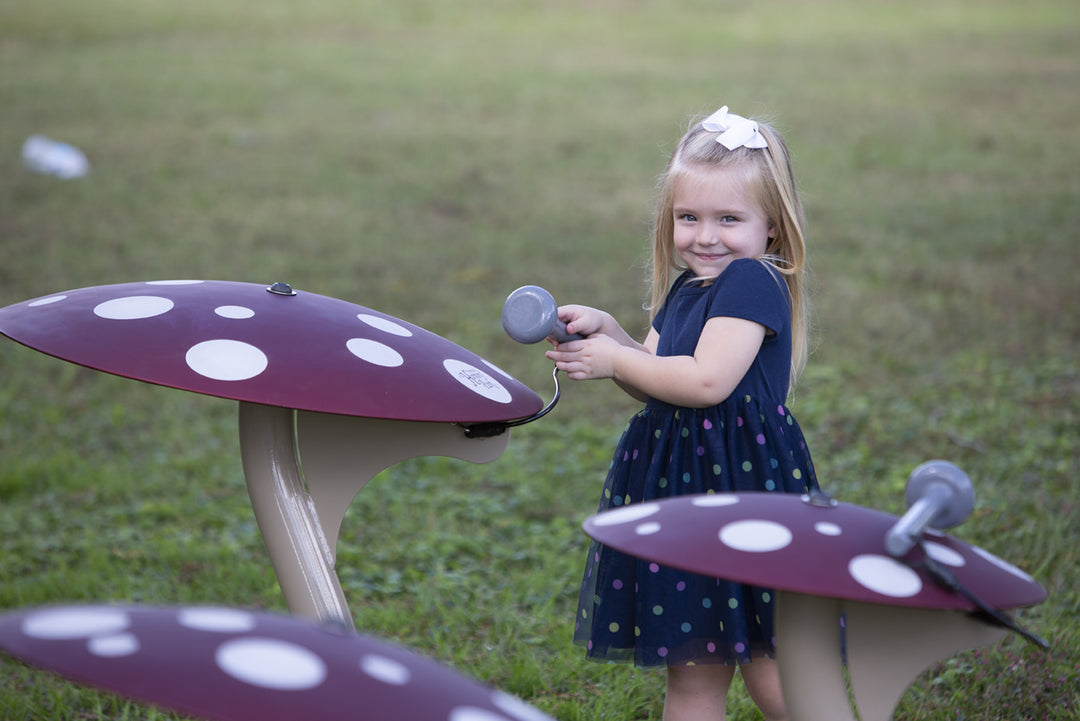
[582,474,1047,721]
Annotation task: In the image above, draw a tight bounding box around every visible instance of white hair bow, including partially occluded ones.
[701,106,768,150]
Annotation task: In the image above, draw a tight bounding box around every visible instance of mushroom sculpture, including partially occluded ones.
[0,280,544,629]
[0,603,554,721]
[581,480,1047,721]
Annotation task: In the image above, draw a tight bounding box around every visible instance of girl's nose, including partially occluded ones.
[698,228,721,246]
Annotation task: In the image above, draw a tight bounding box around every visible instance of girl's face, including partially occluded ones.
[671,165,774,278]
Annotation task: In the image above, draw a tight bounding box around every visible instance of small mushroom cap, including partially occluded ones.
[583,493,1046,610]
[0,281,542,423]
[0,604,554,721]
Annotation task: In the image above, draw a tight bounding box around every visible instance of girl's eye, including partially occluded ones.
[720,215,739,223]
[677,213,697,222]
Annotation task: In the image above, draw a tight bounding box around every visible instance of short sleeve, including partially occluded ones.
[651,271,691,334]
[706,259,789,336]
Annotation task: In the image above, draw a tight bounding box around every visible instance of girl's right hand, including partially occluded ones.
[552,304,608,341]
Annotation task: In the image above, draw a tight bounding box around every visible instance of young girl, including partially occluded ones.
[546,106,819,721]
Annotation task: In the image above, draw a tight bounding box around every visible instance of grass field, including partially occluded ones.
[1,0,1077,718]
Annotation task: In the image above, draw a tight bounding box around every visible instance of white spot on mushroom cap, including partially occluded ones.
[179,607,258,633]
[186,339,268,381]
[94,296,174,320]
[719,519,793,553]
[358,313,412,337]
[347,338,404,367]
[814,521,843,536]
[924,542,966,568]
[146,280,204,286]
[22,608,130,640]
[450,709,524,721]
[443,359,512,404]
[490,691,554,721]
[215,638,327,691]
[29,295,67,307]
[849,554,923,598]
[691,495,740,508]
[635,521,662,536]
[88,632,140,658]
[591,503,661,527]
[972,546,1034,582]
[214,305,255,320]
[360,654,412,685]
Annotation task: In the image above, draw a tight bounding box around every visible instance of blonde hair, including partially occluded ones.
[647,113,810,391]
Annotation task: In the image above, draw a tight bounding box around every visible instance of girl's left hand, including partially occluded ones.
[545,334,622,380]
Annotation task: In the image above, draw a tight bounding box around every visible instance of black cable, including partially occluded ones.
[911,542,1049,649]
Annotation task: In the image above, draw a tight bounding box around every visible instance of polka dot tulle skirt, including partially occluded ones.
[573,396,818,667]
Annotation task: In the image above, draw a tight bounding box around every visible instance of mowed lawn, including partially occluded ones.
[0,1,1077,719]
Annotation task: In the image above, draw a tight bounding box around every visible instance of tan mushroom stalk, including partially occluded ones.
[0,281,544,630]
[582,465,1047,721]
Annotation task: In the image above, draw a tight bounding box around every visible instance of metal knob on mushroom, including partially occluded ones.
[0,280,546,630]
[581,463,1047,721]
[0,603,554,721]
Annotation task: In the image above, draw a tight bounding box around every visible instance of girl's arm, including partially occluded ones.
[546,315,765,408]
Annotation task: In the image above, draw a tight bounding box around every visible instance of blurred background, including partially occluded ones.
[1,1,1077,718]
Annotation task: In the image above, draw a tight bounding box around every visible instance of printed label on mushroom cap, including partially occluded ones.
[443,359,512,404]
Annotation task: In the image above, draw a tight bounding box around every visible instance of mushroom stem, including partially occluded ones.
[776,592,1009,721]
[843,599,1006,721]
[239,402,352,628]
[239,402,512,630]
[775,593,856,721]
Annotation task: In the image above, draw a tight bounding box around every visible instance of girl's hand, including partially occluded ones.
[545,334,622,380]
[549,304,608,341]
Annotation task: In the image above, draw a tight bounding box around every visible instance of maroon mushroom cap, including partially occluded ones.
[0,604,553,721]
[0,281,542,423]
[583,493,1046,610]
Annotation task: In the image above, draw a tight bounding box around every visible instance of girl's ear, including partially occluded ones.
[768,222,777,239]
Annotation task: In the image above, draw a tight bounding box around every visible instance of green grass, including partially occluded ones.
[1,0,1077,718]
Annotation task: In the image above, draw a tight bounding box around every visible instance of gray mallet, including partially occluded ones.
[501,285,584,344]
[884,460,975,558]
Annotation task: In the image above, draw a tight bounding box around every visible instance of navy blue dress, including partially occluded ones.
[573,259,819,667]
